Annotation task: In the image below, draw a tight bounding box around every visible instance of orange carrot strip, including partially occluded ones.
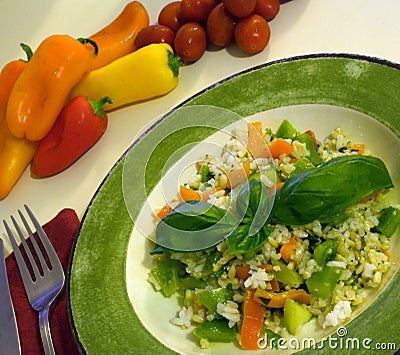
[240,290,265,350]
[179,185,201,201]
[247,121,270,159]
[351,143,365,154]
[254,288,312,308]
[268,138,294,159]
[280,237,297,263]
[156,204,172,219]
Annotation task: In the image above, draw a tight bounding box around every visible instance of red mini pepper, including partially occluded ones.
[32,95,112,177]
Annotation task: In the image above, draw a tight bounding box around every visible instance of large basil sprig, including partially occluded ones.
[227,179,273,254]
[155,201,239,251]
[270,155,393,225]
[155,154,393,253]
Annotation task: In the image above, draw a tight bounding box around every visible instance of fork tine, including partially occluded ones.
[24,205,63,272]
[12,215,44,280]
[3,219,36,288]
[19,208,50,274]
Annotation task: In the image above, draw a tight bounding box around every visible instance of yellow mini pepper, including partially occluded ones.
[6,34,96,141]
[0,121,37,199]
[69,43,182,111]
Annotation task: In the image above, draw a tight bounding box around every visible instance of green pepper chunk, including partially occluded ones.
[313,239,339,266]
[203,250,223,276]
[275,119,298,139]
[193,319,236,342]
[271,259,303,288]
[180,276,207,290]
[306,266,341,298]
[296,133,323,166]
[374,207,400,237]
[292,157,315,175]
[197,287,233,313]
[150,258,182,297]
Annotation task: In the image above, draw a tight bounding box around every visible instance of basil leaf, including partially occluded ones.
[235,179,274,235]
[227,222,272,254]
[155,201,239,251]
[271,155,393,225]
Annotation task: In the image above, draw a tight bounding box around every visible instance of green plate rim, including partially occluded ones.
[67,53,400,355]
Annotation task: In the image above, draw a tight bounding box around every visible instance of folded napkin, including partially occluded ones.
[6,208,81,355]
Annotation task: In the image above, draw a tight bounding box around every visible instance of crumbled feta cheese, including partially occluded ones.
[323,301,352,328]
[216,301,241,327]
[363,263,377,278]
[244,267,272,289]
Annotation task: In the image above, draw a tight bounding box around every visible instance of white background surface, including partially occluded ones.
[1,0,400,254]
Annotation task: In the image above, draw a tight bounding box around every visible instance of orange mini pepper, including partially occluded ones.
[0,44,32,129]
[0,44,37,199]
[6,34,97,141]
[87,1,149,70]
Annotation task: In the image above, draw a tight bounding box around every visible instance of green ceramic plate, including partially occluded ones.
[67,54,400,354]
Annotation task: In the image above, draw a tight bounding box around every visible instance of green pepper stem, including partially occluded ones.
[77,37,99,56]
[87,96,113,119]
[19,43,33,62]
[167,50,183,77]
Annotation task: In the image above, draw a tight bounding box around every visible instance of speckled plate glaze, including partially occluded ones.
[67,54,400,354]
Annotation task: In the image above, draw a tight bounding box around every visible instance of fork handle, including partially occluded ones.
[39,306,56,355]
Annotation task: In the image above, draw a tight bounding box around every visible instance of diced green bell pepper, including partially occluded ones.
[374,207,400,237]
[180,276,207,290]
[193,319,236,342]
[306,266,341,299]
[150,258,182,297]
[275,119,298,140]
[292,157,315,175]
[203,250,223,276]
[296,133,323,166]
[271,259,303,288]
[313,239,339,266]
[283,299,312,335]
[197,287,233,313]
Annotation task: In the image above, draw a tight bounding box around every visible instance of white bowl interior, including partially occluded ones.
[126,104,399,354]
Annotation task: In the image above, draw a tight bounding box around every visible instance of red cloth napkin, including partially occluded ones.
[6,208,81,355]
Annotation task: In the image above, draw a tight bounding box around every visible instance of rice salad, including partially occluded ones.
[148,119,399,350]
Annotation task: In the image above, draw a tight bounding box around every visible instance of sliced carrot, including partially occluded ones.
[225,160,251,189]
[280,236,297,263]
[156,204,172,219]
[382,249,391,258]
[254,288,311,308]
[235,264,279,292]
[275,181,285,191]
[247,121,270,159]
[351,143,365,154]
[250,121,263,135]
[268,138,294,159]
[179,185,201,201]
[240,289,265,350]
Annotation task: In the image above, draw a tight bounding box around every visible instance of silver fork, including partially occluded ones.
[3,205,65,355]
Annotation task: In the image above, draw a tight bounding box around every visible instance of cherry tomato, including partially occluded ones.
[158,1,185,32]
[134,25,176,49]
[174,22,207,63]
[206,3,236,47]
[234,14,270,54]
[180,0,218,24]
[254,0,280,21]
[222,0,256,18]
